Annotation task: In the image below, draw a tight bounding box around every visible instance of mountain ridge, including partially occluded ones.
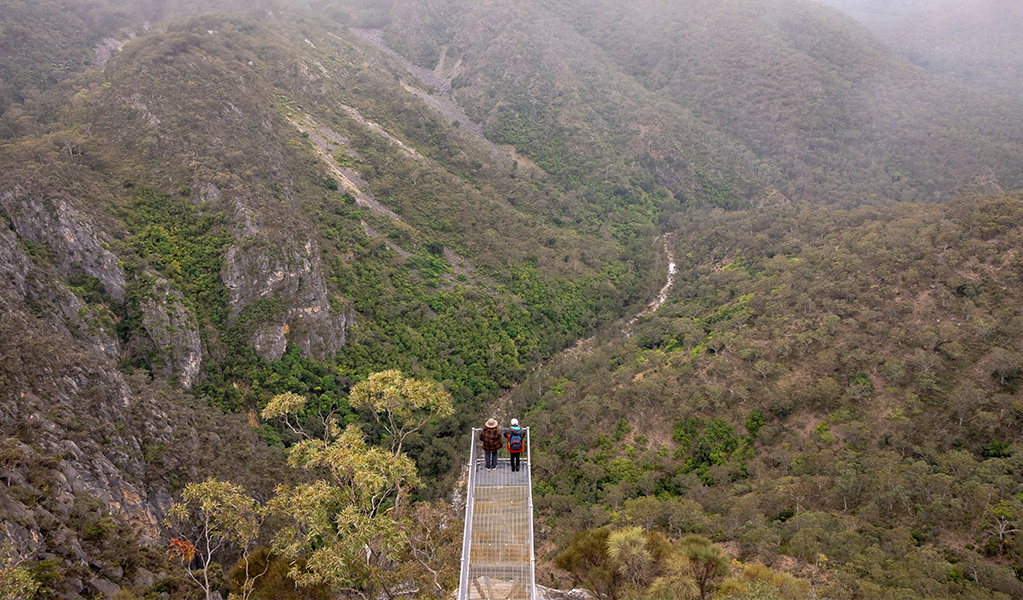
[1,1,1022,598]
[389,0,1023,206]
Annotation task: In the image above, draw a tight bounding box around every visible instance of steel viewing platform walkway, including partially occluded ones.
[458,427,536,600]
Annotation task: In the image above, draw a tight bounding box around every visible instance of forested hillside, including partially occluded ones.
[2,4,661,407]
[506,195,1023,599]
[884,0,1023,98]
[1,0,1022,599]
[387,0,1023,207]
[0,3,659,596]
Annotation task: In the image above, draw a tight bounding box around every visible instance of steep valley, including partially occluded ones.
[1,1,1022,599]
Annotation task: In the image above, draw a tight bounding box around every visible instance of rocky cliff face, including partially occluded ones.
[0,105,315,596]
[0,283,288,597]
[1,185,125,303]
[0,288,173,596]
[0,214,32,297]
[0,183,124,361]
[223,238,353,362]
[137,278,203,388]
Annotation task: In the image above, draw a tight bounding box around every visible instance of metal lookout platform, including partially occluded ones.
[457,427,536,600]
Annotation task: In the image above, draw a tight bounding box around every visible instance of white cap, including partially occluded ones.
[511,418,519,426]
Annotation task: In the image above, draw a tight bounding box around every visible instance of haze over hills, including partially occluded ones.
[1,0,1022,599]
[389,0,1023,206]
[814,0,944,30]
[816,0,1023,98]
[885,0,1023,98]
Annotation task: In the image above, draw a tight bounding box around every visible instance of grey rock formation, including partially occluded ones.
[89,578,121,598]
[0,194,122,360]
[222,238,352,361]
[537,586,592,600]
[0,284,288,596]
[0,302,166,591]
[0,221,32,297]
[0,185,125,303]
[138,277,203,388]
[55,285,122,360]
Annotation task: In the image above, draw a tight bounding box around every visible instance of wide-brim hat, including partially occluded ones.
[485,418,498,428]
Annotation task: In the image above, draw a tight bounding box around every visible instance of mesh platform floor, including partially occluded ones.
[460,433,534,600]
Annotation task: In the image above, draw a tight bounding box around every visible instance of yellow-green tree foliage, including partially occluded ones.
[168,478,268,600]
[718,561,811,600]
[348,369,454,454]
[607,526,654,587]
[263,371,452,596]
[651,535,730,600]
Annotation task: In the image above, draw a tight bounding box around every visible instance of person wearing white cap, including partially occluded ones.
[479,418,503,471]
[505,418,524,472]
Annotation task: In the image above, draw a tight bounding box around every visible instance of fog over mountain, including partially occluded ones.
[816,0,1023,97]
[1,1,1023,599]
[814,0,944,30]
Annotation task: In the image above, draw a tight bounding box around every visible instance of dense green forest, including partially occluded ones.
[1,0,1022,599]
[507,195,1023,599]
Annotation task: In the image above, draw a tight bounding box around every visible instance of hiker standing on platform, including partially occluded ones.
[505,418,524,472]
[480,418,503,471]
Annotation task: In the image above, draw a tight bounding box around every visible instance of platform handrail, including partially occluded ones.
[527,427,535,600]
[457,428,480,600]
[457,425,534,600]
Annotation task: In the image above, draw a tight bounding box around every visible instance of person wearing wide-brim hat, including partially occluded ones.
[480,418,503,471]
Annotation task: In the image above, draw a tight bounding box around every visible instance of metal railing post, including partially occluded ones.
[526,427,536,600]
[457,428,480,600]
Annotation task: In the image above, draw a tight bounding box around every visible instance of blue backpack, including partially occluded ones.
[508,428,523,452]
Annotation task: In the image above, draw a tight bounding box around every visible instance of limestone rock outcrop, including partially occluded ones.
[136,277,203,388]
[222,238,353,362]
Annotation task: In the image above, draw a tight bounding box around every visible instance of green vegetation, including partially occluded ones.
[160,375,458,600]
[390,0,1023,209]
[3,1,1023,599]
[168,479,268,600]
[258,380,451,597]
[120,187,232,323]
[556,526,807,600]
[508,194,1023,599]
[0,544,40,600]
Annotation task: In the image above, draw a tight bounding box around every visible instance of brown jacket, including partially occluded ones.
[480,426,503,452]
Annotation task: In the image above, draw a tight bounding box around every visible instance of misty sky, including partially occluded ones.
[814,0,947,29]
